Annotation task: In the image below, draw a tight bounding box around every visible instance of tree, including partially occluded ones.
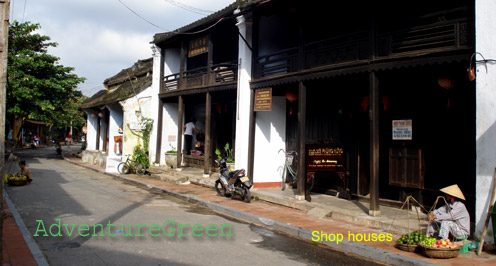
[6,21,85,134]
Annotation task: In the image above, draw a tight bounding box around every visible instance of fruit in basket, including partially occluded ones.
[396,230,426,245]
[420,236,437,247]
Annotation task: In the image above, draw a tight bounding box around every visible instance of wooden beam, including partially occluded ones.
[177,96,184,168]
[204,92,212,175]
[296,81,306,200]
[369,71,380,216]
[247,88,255,180]
[179,40,186,90]
[155,99,163,164]
[155,48,166,164]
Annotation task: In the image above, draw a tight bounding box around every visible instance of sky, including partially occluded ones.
[9,0,235,97]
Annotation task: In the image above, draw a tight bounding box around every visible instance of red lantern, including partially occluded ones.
[382,96,389,111]
[438,76,455,90]
[361,96,369,112]
[285,91,298,115]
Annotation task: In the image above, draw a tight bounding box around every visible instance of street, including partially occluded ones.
[5,146,385,266]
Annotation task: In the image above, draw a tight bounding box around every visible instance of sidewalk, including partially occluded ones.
[63,151,496,266]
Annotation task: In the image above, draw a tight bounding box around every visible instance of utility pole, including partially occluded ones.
[0,1,10,265]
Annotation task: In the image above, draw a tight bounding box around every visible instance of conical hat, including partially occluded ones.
[440,184,465,200]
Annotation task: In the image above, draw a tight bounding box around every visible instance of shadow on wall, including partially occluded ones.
[475,119,496,242]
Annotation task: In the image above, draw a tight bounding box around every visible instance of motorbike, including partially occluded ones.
[215,158,252,203]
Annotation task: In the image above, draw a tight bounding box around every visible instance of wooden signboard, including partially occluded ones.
[306,144,345,172]
[254,88,272,111]
[188,35,208,57]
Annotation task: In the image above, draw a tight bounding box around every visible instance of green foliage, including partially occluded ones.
[133,145,149,167]
[166,144,177,154]
[139,117,153,154]
[224,143,234,163]
[215,143,235,163]
[6,21,85,129]
[215,148,222,161]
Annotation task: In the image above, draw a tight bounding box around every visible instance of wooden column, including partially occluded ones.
[247,88,255,181]
[155,99,163,164]
[179,40,186,90]
[369,71,380,216]
[204,92,212,175]
[177,96,184,168]
[296,81,306,200]
[155,47,165,163]
[207,32,213,85]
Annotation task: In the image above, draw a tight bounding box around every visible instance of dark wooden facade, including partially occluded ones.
[154,14,240,173]
[248,0,475,215]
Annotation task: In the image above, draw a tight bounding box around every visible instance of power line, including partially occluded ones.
[117,0,169,31]
[21,0,27,23]
[162,0,214,16]
[10,0,15,22]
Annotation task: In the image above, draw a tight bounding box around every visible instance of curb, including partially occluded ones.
[4,190,50,266]
[64,157,438,266]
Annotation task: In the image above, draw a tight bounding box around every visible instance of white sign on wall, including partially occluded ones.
[392,120,412,140]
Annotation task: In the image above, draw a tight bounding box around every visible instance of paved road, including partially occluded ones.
[6,146,384,266]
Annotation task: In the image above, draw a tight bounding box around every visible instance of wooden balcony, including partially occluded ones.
[254,18,472,80]
[161,61,238,94]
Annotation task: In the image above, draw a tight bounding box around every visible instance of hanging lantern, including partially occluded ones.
[90,113,97,118]
[285,91,298,115]
[438,76,455,90]
[382,96,389,111]
[361,96,369,112]
[98,112,104,118]
[467,67,475,81]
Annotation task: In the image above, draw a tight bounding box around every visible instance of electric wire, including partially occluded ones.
[21,0,27,23]
[162,0,214,16]
[10,0,15,22]
[117,0,169,31]
[117,0,224,36]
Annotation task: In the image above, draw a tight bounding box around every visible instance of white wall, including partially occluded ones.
[475,0,496,244]
[161,103,179,164]
[234,14,253,172]
[253,97,286,185]
[121,86,152,158]
[84,110,98,150]
[150,46,181,164]
[106,104,123,159]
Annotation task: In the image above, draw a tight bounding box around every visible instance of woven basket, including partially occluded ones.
[8,180,27,186]
[420,244,460,259]
[395,243,420,253]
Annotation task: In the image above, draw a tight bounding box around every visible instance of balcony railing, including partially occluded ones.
[161,61,238,93]
[254,18,472,80]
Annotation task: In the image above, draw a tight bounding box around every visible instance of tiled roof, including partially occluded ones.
[81,58,153,109]
[152,0,262,45]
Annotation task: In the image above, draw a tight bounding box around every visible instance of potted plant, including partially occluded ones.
[215,143,235,171]
[165,144,177,169]
[224,143,235,171]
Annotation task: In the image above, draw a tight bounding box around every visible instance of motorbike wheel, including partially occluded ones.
[243,186,251,203]
[215,180,229,197]
[135,163,146,176]
[117,162,130,174]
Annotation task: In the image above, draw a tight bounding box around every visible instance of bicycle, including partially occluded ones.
[279,149,314,192]
[117,154,146,175]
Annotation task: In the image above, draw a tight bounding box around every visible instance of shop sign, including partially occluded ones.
[188,35,208,57]
[306,144,345,172]
[392,120,412,140]
[254,88,272,111]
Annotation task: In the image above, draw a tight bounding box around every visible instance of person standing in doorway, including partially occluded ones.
[183,118,201,155]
